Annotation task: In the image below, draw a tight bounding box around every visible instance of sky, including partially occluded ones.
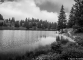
[0,0,75,22]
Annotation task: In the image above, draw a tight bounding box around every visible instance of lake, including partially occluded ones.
[0,30,56,54]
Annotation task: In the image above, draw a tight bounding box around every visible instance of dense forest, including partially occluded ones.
[0,14,57,30]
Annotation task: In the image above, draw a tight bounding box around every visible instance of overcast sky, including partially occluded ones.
[0,0,75,22]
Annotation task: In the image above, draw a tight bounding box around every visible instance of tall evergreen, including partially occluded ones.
[74,0,83,27]
[11,17,15,23]
[0,14,3,20]
[68,6,75,28]
[58,5,66,30]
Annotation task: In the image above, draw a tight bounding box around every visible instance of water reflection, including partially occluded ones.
[0,30,55,53]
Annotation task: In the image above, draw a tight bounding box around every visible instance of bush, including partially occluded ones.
[60,38,69,45]
[51,42,62,54]
[62,47,83,58]
[51,36,70,53]
[73,24,83,33]
[75,37,83,46]
[51,46,83,60]
[72,24,80,29]
[75,28,83,33]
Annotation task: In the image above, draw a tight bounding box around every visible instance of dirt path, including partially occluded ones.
[55,31,76,42]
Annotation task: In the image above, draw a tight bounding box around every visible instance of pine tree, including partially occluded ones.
[24,18,29,29]
[58,5,66,30]
[0,14,3,20]
[74,0,83,27]
[70,0,83,32]
[68,6,75,28]
[11,17,15,22]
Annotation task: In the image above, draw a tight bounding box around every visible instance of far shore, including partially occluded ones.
[0,26,57,31]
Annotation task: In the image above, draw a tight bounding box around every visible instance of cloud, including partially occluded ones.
[0,0,73,22]
[35,0,75,13]
[0,0,59,22]
[0,0,18,2]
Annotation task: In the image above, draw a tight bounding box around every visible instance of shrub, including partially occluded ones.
[75,28,83,33]
[56,36,61,42]
[62,47,83,58]
[73,25,83,33]
[51,36,70,53]
[72,24,80,29]
[60,38,69,45]
[75,37,83,46]
[51,46,83,60]
[51,42,62,54]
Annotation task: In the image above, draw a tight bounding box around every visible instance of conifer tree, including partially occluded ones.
[74,0,83,27]
[58,5,66,30]
[0,14,3,20]
[68,6,75,28]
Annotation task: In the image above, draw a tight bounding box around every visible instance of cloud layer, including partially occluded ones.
[35,0,75,13]
[0,0,74,22]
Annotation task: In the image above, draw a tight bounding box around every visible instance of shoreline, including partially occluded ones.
[0,26,56,31]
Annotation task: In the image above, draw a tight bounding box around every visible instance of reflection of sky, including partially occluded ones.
[38,36,56,46]
[0,30,55,53]
[0,30,76,54]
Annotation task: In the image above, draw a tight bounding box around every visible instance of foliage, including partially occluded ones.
[53,47,83,60]
[0,14,4,26]
[15,21,20,27]
[0,14,57,30]
[0,14,4,20]
[71,0,83,32]
[51,36,69,54]
[74,27,83,33]
[72,24,83,33]
[68,6,76,28]
[58,5,67,30]
[75,36,83,46]
[51,42,62,54]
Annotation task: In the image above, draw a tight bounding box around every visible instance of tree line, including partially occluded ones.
[0,15,57,30]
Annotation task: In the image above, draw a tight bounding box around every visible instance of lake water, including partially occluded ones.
[0,30,56,54]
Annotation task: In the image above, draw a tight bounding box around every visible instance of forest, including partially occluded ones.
[0,14,57,30]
